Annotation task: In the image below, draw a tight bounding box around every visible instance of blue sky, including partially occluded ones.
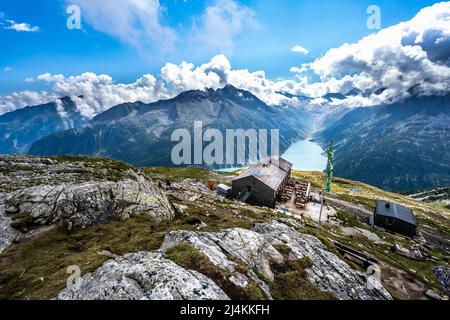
[0,0,444,95]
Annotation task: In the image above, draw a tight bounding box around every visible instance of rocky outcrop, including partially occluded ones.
[57,252,229,300]
[160,222,392,300]
[0,155,134,193]
[0,155,175,253]
[1,155,394,300]
[4,172,174,231]
[57,221,391,300]
[0,196,20,253]
[160,227,276,299]
[252,222,391,300]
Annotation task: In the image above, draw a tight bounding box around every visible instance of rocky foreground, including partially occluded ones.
[58,221,390,300]
[0,155,447,300]
[0,156,174,253]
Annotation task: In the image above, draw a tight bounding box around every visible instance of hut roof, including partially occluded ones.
[234,156,292,191]
[375,201,417,225]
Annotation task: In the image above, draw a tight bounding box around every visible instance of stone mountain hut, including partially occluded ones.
[374,201,418,237]
[232,156,292,208]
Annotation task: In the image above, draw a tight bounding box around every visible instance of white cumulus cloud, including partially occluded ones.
[2,2,450,115]
[68,0,177,54]
[291,45,310,55]
[190,0,258,52]
[160,54,296,106]
[0,55,298,117]
[299,1,450,105]
[0,91,56,115]
[1,15,39,32]
[0,72,171,118]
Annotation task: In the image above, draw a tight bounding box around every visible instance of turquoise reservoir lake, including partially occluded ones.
[282,139,327,171]
[217,139,327,172]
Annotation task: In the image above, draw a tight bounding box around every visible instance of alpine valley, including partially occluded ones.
[0,85,447,193]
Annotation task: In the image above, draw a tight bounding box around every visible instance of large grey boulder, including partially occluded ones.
[252,222,392,300]
[4,172,174,231]
[57,252,229,300]
[160,227,276,299]
[0,200,20,253]
[161,222,392,300]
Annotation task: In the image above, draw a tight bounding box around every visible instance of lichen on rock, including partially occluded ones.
[57,252,229,300]
[252,221,392,300]
[4,171,174,232]
[0,197,21,253]
[159,221,392,300]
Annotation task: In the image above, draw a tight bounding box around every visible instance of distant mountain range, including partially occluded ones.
[315,94,450,192]
[0,97,87,154]
[29,85,308,166]
[0,85,448,192]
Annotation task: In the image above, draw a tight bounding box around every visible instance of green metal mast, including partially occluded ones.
[318,141,334,229]
[323,141,334,193]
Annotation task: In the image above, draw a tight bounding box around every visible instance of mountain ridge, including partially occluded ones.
[0,96,87,154]
[29,85,307,167]
[315,94,450,192]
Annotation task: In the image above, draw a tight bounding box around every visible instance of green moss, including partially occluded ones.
[336,210,363,228]
[0,167,15,175]
[182,203,255,230]
[336,193,376,209]
[142,166,213,183]
[0,215,168,300]
[273,244,292,257]
[165,243,211,269]
[10,214,35,232]
[183,216,203,226]
[415,210,450,238]
[165,244,265,300]
[1,160,448,300]
[0,199,273,301]
[243,282,266,300]
[268,257,337,300]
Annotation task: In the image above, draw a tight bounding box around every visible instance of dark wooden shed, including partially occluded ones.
[374,201,417,237]
[232,156,292,208]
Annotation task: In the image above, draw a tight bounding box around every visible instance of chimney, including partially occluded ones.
[385,202,391,209]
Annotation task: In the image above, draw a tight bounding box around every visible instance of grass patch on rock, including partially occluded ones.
[165,243,265,300]
[336,210,364,228]
[143,167,213,183]
[10,214,35,233]
[268,243,337,300]
[181,203,257,231]
[0,215,175,300]
[268,254,337,300]
[0,200,271,300]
